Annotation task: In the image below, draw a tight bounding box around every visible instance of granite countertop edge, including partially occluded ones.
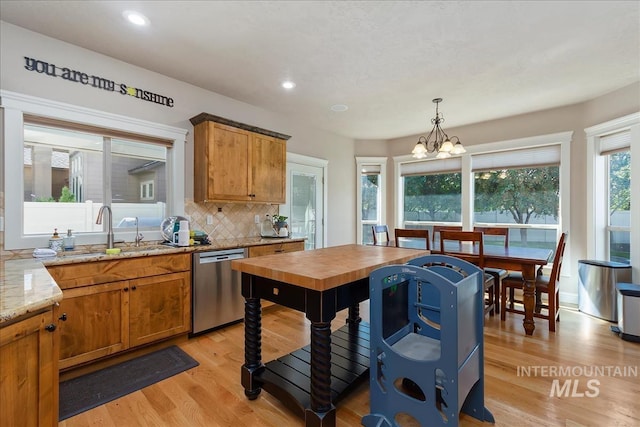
[1,237,305,325]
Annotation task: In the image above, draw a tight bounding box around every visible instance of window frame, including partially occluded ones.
[140,180,155,201]
[586,112,639,277]
[356,157,387,244]
[1,90,188,250]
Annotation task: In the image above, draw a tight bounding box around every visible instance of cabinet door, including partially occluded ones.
[251,134,286,203]
[0,309,58,427]
[207,123,252,201]
[129,271,191,347]
[58,281,129,370]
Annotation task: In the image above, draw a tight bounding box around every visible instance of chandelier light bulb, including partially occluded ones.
[440,138,454,153]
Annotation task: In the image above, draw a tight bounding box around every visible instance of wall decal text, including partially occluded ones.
[24,56,174,108]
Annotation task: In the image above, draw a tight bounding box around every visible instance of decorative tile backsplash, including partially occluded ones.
[184,200,279,241]
[0,196,280,259]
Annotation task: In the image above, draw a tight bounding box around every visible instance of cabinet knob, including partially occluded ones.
[45,323,57,332]
[123,287,129,292]
[59,313,67,321]
[132,286,137,291]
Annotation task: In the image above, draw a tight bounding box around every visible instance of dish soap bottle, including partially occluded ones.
[48,228,63,252]
[63,229,75,251]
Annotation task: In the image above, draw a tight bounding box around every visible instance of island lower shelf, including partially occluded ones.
[255,322,370,418]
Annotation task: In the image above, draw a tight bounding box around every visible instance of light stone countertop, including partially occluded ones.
[0,258,63,324]
[1,237,304,325]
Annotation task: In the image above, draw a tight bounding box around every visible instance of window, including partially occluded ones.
[140,180,155,200]
[587,114,639,273]
[356,157,387,244]
[398,157,462,232]
[472,145,561,251]
[404,172,462,223]
[608,150,631,262]
[1,90,188,250]
[23,123,167,235]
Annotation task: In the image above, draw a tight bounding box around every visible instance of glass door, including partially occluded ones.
[281,159,325,250]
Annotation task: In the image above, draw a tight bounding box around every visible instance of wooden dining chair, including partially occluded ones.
[394,228,430,250]
[440,230,496,316]
[432,225,462,248]
[500,232,567,332]
[372,225,390,246]
[474,227,509,314]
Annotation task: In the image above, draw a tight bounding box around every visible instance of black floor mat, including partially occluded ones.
[59,345,199,421]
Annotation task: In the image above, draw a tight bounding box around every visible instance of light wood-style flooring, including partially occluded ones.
[60,303,640,427]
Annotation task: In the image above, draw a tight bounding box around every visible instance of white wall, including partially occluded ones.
[0,22,356,247]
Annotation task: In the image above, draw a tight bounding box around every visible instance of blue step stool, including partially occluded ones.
[362,255,495,427]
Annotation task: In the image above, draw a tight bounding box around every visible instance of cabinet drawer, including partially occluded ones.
[47,253,190,290]
[248,241,304,257]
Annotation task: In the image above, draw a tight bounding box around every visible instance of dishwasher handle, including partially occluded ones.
[198,250,245,264]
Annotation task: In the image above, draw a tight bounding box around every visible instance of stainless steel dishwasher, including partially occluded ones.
[192,248,246,335]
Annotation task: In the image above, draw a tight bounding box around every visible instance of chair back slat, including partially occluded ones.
[440,230,486,268]
[474,226,509,248]
[431,225,462,247]
[549,232,568,286]
[394,228,430,250]
[372,225,390,245]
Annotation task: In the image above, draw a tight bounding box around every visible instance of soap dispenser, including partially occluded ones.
[48,228,63,252]
[63,229,76,251]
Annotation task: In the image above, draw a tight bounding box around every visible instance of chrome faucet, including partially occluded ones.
[96,205,115,249]
[134,216,144,247]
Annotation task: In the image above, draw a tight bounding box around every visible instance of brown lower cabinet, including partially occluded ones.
[0,307,59,427]
[248,240,305,257]
[47,253,191,370]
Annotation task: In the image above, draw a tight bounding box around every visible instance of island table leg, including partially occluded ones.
[306,321,335,427]
[242,296,263,399]
[347,303,361,325]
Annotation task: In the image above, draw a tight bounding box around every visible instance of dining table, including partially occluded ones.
[388,237,554,336]
[231,244,428,427]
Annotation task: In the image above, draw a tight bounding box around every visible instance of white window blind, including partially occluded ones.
[599,130,630,155]
[361,164,381,174]
[471,145,561,171]
[400,157,462,176]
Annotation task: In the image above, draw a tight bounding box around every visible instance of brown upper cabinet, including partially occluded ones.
[190,113,291,203]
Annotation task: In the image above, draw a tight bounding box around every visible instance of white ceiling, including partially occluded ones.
[1,1,639,140]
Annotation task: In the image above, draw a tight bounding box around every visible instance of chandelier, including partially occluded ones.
[411,98,466,159]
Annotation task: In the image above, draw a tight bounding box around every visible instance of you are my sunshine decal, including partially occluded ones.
[24,56,174,108]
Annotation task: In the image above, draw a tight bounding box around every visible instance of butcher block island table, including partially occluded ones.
[231,244,428,427]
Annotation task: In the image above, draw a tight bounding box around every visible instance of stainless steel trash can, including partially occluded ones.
[578,260,631,321]
[615,283,640,342]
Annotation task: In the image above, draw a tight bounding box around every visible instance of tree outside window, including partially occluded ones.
[608,151,631,262]
[474,166,559,247]
[403,172,462,223]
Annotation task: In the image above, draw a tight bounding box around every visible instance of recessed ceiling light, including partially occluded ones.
[330,104,349,112]
[282,81,296,90]
[123,10,149,26]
